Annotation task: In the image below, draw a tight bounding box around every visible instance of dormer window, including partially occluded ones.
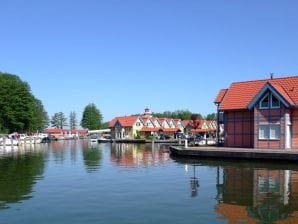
[259,93,280,109]
[260,94,269,109]
[271,94,280,108]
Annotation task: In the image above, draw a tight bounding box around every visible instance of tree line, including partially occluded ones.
[0,72,104,133]
[0,72,49,133]
[134,110,217,121]
[50,103,103,130]
[0,72,216,133]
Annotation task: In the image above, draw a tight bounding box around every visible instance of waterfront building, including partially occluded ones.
[183,119,217,138]
[45,128,88,139]
[109,109,216,140]
[109,109,183,140]
[215,75,298,149]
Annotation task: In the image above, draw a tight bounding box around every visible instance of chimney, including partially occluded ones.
[270,73,274,79]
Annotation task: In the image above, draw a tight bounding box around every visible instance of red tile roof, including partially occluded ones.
[140,127,163,132]
[109,118,118,128]
[214,89,228,104]
[45,128,62,133]
[182,120,191,127]
[163,128,181,133]
[109,116,139,127]
[218,76,298,110]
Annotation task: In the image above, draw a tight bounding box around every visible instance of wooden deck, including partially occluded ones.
[169,146,298,161]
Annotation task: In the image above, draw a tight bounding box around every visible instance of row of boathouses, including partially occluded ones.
[108,108,217,140]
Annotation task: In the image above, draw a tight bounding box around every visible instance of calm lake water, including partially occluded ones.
[1,140,298,224]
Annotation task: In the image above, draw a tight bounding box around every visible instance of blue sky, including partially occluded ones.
[1,0,298,123]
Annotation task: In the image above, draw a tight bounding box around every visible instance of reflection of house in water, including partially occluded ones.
[215,167,298,223]
[110,144,170,168]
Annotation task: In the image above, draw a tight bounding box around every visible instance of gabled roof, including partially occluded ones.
[109,116,140,127]
[182,120,192,127]
[45,128,62,133]
[217,76,298,110]
[109,118,118,128]
[214,89,228,104]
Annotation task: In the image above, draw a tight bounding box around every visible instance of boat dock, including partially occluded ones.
[111,139,181,144]
[169,146,298,161]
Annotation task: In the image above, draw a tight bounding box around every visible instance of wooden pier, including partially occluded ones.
[170,146,298,161]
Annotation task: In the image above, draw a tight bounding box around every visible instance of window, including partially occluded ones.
[259,125,269,140]
[136,122,141,127]
[271,94,280,108]
[259,124,280,140]
[270,124,280,140]
[260,94,270,109]
[259,93,280,109]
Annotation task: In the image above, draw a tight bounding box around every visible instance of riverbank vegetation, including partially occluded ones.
[0,72,49,133]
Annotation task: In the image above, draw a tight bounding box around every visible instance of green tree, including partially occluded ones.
[101,121,109,129]
[51,112,67,129]
[81,103,102,130]
[206,113,217,120]
[0,72,48,133]
[152,110,199,121]
[69,111,77,130]
[30,98,49,132]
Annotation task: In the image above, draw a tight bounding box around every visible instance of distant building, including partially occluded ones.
[109,109,183,140]
[215,75,298,149]
[183,120,217,138]
[45,128,88,139]
[109,109,217,140]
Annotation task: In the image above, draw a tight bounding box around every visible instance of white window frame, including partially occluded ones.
[270,124,280,140]
[259,124,269,140]
[258,123,280,140]
[260,93,270,109]
[259,93,281,109]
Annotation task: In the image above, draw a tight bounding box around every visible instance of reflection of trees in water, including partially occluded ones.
[82,147,102,173]
[0,152,46,209]
[110,144,170,168]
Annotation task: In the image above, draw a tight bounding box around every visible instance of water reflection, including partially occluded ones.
[176,157,298,223]
[110,143,170,168]
[82,142,102,173]
[0,144,47,210]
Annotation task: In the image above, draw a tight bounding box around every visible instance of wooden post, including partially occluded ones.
[185,139,188,149]
[3,137,6,149]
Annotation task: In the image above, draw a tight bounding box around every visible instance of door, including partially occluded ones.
[286,125,292,149]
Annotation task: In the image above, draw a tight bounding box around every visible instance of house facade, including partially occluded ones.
[45,128,88,139]
[109,109,184,140]
[183,119,217,138]
[109,109,217,140]
[215,76,298,149]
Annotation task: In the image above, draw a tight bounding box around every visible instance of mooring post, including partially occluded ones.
[3,137,6,149]
[185,139,188,149]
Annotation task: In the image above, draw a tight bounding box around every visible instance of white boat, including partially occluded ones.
[0,136,19,146]
[90,138,98,143]
[56,135,65,141]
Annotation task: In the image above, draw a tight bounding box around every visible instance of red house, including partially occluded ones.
[215,76,298,149]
